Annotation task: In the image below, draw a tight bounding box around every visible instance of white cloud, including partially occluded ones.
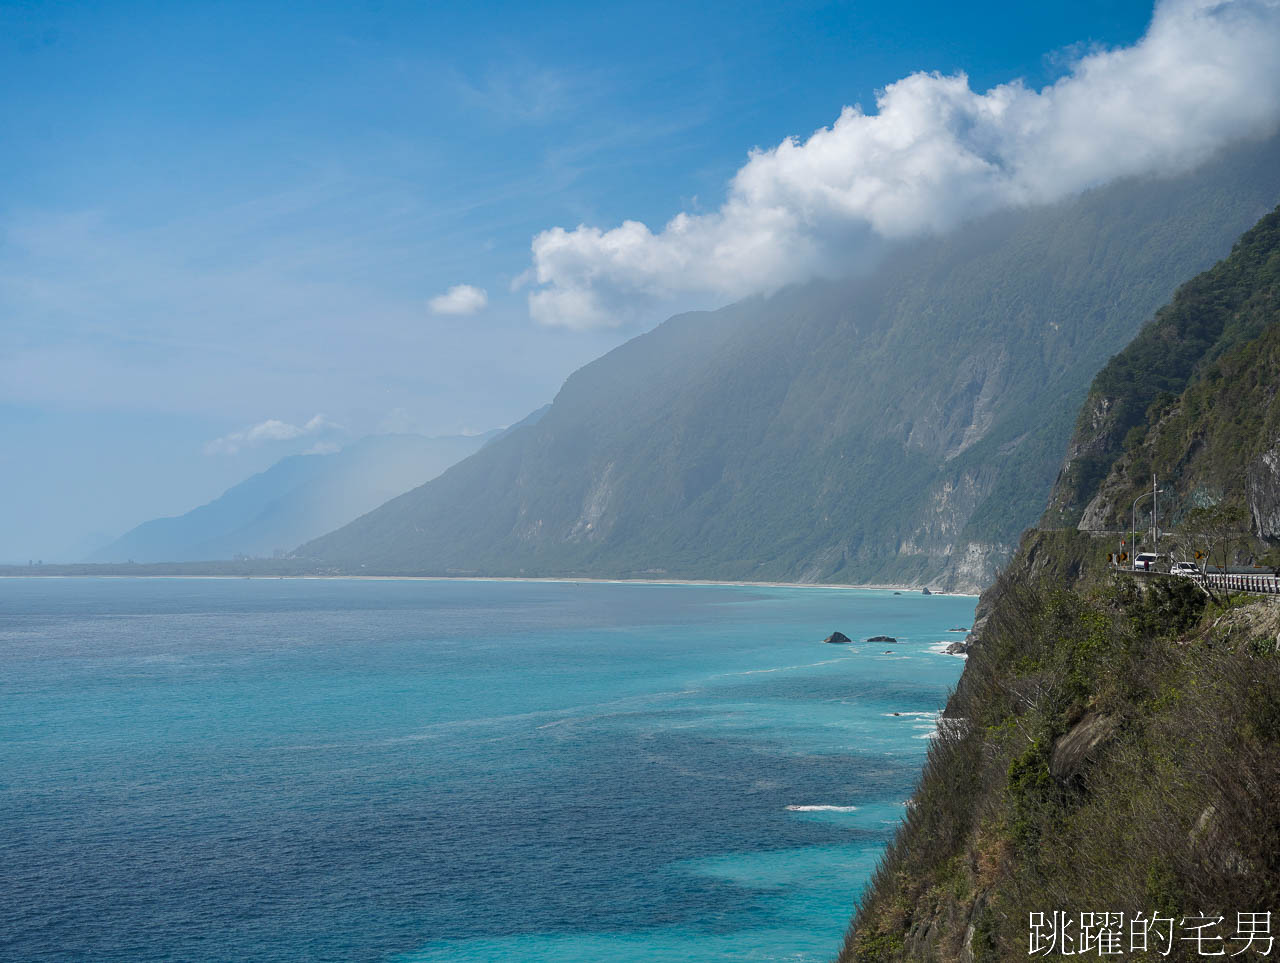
[526,0,1280,329]
[429,283,488,315]
[204,414,339,455]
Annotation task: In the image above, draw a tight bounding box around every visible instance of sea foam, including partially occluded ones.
[785,804,859,812]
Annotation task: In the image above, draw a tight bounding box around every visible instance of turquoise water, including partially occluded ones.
[0,577,973,962]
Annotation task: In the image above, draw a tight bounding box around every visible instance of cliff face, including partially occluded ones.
[842,206,1280,962]
[1069,296,1280,548]
[1248,441,1280,538]
[843,532,1280,962]
[1044,204,1280,532]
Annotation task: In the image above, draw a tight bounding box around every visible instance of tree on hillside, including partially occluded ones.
[1180,503,1250,576]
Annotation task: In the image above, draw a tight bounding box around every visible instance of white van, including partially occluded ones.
[1171,561,1200,576]
[1133,552,1160,571]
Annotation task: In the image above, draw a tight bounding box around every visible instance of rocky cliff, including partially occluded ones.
[1044,204,1280,534]
[841,204,1280,962]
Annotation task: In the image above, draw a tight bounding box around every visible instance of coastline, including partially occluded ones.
[0,572,979,597]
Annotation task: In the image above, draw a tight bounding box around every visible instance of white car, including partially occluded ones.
[1171,561,1200,576]
[1133,552,1160,571]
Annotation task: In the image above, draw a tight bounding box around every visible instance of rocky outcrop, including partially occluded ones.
[1247,441,1280,538]
[823,631,852,644]
[866,635,898,644]
[1050,712,1119,787]
[941,540,1013,594]
[1043,394,1125,529]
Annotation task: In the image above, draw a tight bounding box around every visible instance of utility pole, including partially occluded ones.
[1132,479,1165,563]
[1152,474,1159,556]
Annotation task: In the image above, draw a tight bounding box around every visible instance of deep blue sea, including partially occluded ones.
[0,577,973,962]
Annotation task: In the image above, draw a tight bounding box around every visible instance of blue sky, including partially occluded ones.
[5,0,1274,561]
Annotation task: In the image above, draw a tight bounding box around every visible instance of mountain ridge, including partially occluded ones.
[302,134,1280,591]
[90,432,496,564]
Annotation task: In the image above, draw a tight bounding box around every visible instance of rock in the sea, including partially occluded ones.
[822,631,852,644]
[921,587,933,595]
[943,640,969,655]
[866,635,898,643]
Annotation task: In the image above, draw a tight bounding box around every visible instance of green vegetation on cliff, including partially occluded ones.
[1046,203,1280,530]
[844,535,1280,961]
[845,199,1280,961]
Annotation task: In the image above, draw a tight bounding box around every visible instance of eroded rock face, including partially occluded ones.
[1050,713,1119,786]
[945,541,1012,594]
[1078,488,1115,532]
[1247,442,1280,538]
[963,614,990,651]
[1043,394,1123,528]
[900,466,1010,591]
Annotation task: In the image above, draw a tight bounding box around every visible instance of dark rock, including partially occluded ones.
[822,631,852,644]
[922,587,933,595]
[893,591,902,595]
[963,614,990,651]
[866,635,898,643]
[1050,712,1118,785]
[944,640,970,654]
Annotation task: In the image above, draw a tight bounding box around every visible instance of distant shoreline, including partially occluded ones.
[0,572,979,598]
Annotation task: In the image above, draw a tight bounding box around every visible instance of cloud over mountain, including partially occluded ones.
[205,414,339,455]
[526,0,1280,330]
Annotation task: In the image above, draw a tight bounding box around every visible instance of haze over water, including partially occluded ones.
[1,578,972,962]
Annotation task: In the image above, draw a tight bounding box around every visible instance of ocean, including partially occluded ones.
[0,577,973,962]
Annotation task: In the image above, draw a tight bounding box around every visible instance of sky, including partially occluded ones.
[2,0,1277,562]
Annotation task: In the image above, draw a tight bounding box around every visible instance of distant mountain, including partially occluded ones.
[89,432,497,563]
[301,135,1280,591]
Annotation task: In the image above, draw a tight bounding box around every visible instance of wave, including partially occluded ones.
[785,804,859,812]
[731,657,848,676]
[928,640,968,658]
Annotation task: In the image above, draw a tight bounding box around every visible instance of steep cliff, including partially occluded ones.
[843,534,1280,961]
[842,204,1280,962]
[1044,204,1280,532]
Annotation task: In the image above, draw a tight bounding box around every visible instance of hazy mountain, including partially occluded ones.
[90,432,497,563]
[301,135,1280,591]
